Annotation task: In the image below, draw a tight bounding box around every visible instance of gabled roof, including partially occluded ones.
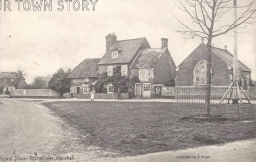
[132,48,166,68]
[212,47,251,72]
[177,43,251,72]
[98,37,148,65]
[68,58,100,79]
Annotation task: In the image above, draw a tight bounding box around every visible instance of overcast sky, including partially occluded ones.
[0,0,255,83]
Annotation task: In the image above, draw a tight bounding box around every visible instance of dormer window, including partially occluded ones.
[112,51,119,58]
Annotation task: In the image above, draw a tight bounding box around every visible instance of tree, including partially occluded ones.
[7,69,26,89]
[174,0,256,116]
[48,68,71,96]
[111,66,129,93]
[25,76,50,89]
[94,72,111,93]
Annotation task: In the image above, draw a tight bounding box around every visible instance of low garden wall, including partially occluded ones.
[10,89,60,98]
[75,93,129,99]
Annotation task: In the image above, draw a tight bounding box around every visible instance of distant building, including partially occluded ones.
[68,58,100,95]
[0,72,27,94]
[97,33,176,98]
[176,42,251,90]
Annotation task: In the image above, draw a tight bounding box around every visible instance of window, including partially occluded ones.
[148,68,154,78]
[139,69,147,81]
[83,86,90,94]
[112,51,119,58]
[108,66,113,76]
[194,60,208,85]
[139,69,153,81]
[70,86,74,93]
[143,83,151,91]
[107,84,114,93]
[121,65,128,76]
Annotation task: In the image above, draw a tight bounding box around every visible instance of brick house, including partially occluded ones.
[0,72,27,94]
[68,58,100,96]
[98,33,176,98]
[176,42,251,90]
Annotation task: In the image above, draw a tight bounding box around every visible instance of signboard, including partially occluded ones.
[162,87,175,96]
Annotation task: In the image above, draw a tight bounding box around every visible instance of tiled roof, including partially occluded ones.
[132,48,166,68]
[98,37,147,65]
[212,47,251,72]
[68,58,100,79]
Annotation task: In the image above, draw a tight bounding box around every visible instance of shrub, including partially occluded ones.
[164,80,175,87]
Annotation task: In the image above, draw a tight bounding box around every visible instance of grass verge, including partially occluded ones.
[43,101,256,156]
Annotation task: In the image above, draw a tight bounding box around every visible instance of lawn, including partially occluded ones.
[43,101,256,156]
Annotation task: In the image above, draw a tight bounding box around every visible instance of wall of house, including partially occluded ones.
[176,44,231,86]
[154,50,176,84]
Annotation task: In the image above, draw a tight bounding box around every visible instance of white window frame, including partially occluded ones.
[107,84,114,93]
[194,60,207,85]
[70,86,74,93]
[143,83,151,91]
[107,66,113,76]
[112,51,119,58]
[139,69,151,81]
[121,65,128,76]
[83,85,90,94]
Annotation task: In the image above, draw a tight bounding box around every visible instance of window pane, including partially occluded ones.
[108,86,114,92]
[108,66,113,76]
[121,65,128,76]
[143,84,151,91]
[139,69,145,81]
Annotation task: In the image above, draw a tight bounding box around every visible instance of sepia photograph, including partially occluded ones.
[0,0,256,161]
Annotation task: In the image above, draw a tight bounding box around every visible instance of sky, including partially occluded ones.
[0,0,255,83]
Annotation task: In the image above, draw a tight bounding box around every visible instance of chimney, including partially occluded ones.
[106,33,117,52]
[161,38,168,49]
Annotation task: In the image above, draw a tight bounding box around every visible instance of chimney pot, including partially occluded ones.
[161,38,168,49]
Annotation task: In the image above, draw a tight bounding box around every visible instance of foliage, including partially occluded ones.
[111,66,129,93]
[94,72,111,93]
[25,76,49,89]
[96,68,129,93]
[131,75,140,84]
[6,69,26,89]
[164,80,175,87]
[48,68,71,96]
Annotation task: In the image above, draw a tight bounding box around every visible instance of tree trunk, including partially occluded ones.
[206,40,212,117]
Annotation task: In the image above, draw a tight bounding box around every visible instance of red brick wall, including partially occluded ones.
[176,43,231,86]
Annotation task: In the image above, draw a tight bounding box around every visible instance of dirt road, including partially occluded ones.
[0,99,111,162]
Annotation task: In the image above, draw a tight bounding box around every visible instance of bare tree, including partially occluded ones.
[173,0,256,116]
[6,69,26,89]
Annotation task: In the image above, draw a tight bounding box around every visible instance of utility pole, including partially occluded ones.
[220,0,250,104]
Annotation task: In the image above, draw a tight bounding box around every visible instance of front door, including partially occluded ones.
[135,83,141,97]
[142,83,151,98]
[154,86,162,98]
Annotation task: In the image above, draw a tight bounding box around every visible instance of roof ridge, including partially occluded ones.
[212,48,251,71]
[84,58,101,60]
[177,43,206,68]
[116,37,146,43]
